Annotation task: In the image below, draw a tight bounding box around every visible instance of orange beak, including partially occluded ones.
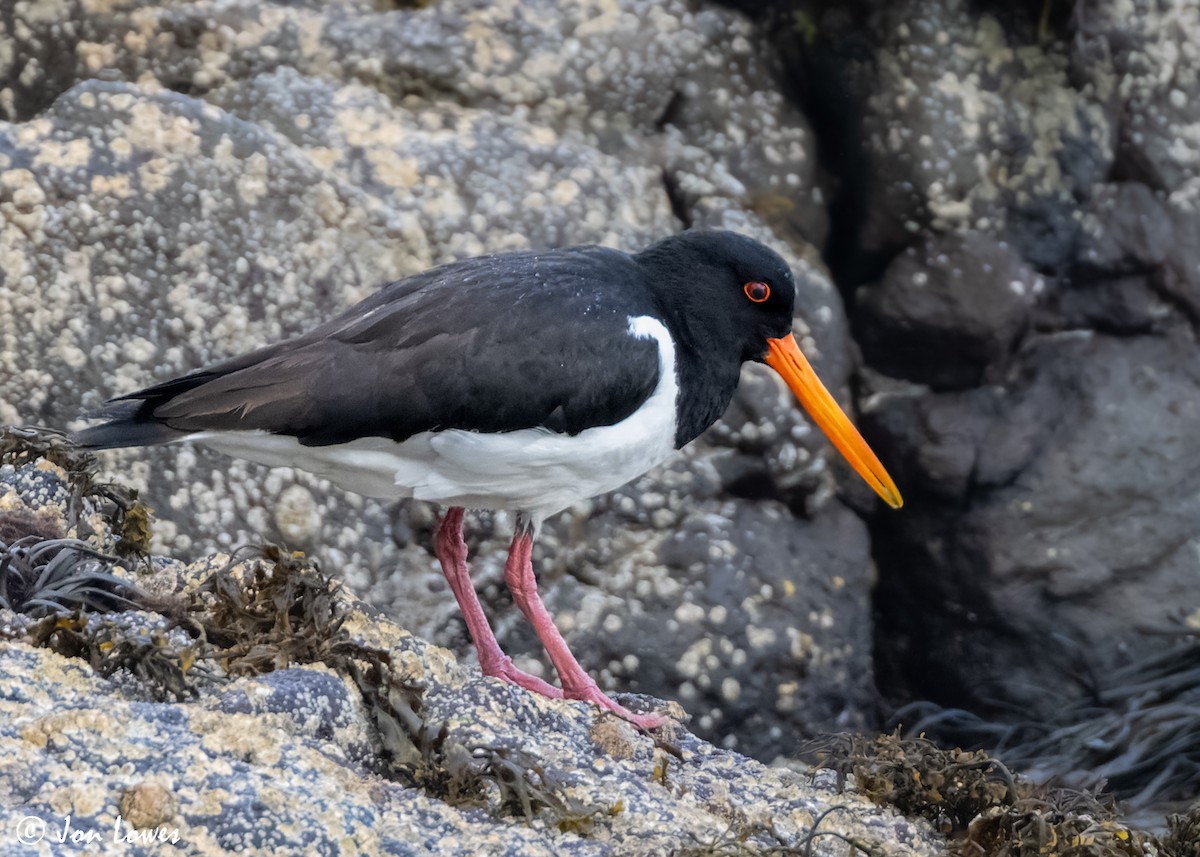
[765,333,903,509]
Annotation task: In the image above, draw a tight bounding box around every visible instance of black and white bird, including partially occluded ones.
[75,229,902,729]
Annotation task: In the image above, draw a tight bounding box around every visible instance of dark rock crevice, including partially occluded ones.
[726,0,1200,814]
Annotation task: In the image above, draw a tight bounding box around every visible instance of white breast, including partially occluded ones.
[191,315,680,523]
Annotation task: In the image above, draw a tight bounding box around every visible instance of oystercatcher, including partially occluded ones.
[74,230,902,729]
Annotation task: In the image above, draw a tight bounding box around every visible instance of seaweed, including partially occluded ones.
[0,536,139,616]
[804,733,1156,857]
[193,544,350,675]
[897,630,1200,809]
[0,426,154,557]
[804,733,1014,833]
[332,628,606,826]
[677,809,875,857]
[964,791,1145,857]
[1161,804,1200,857]
[446,742,606,829]
[27,613,200,702]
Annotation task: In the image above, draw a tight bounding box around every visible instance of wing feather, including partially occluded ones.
[74,246,664,450]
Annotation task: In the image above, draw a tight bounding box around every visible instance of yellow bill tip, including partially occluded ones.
[880,483,904,510]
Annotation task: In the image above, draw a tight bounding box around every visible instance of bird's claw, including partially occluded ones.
[481,656,564,699]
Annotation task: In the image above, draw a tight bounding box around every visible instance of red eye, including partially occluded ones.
[743,281,770,303]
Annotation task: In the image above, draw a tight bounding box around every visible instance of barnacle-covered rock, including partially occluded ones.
[0,453,942,857]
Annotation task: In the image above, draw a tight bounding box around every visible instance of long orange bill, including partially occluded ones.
[765,333,903,509]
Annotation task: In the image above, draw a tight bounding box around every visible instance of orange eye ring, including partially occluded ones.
[743,281,770,303]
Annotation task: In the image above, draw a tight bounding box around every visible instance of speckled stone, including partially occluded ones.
[855,0,1115,268]
[0,464,939,855]
[0,0,882,762]
[0,558,944,857]
[1070,0,1200,194]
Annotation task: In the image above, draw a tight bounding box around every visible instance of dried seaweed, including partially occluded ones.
[965,792,1145,857]
[336,637,605,826]
[0,426,154,556]
[804,733,1014,834]
[804,733,1157,857]
[26,613,200,702]
[448,742,605,828]
[677,809,874,857]
[1160,804,1200,857]
[194,544,349,675]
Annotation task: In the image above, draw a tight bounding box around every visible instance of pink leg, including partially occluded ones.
[434,508,562,699]
[503,528,668,730]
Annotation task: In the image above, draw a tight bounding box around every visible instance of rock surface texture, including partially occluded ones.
[0,0,876,760]
[759,0,1200,746]
[0,458,942,857]
[2,0,1199,814]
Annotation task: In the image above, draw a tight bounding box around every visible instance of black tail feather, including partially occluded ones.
[71,418,188,450]
[70,374,217,450]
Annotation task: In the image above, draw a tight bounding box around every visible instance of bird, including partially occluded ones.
[74,229,902,730]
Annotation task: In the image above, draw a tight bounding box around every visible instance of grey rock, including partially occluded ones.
[0,0,880,765]
[1157,190,1200,321]
[0,637,941,857]
[204,66,672,255]
[867,332,1200,715]
[213,668,365,744]
[855,0,1113,269]
[659,9,827,248]
[857,232,1042,389]
[0,0,87,122]
[0,468,943,857]
[1051,275,1175,334]
[1071,0,1200,193]
[761,0,1200,748]
[533,497,876,757]
[1074,183,1175,275]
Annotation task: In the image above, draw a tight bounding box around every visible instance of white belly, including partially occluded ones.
[189,316,680,522]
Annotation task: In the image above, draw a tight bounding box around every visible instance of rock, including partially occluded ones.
[866,332,1200,716]
[0,0,87,122]
[856,232,1042,389]
[852,0,1113,270]
[1050,275,1175,334]
[0,463,943,857]
[0,0,880,763]
[1071,0,1200,193]
[1157,185,1200,322]
[659,10,827,248]
[731,0,1200,764]
[541,498,877,757]
[1058,182,1179,333]
[1074,183,1174,276]
[0,638,941,856]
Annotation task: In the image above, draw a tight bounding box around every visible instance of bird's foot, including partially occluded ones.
[480,652,564,699]
[563,679,671,731]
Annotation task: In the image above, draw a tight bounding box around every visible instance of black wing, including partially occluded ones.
[74,247,664,449]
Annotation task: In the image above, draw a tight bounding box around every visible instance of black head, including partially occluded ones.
[635,230,797,364]
[634,229,904,510]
